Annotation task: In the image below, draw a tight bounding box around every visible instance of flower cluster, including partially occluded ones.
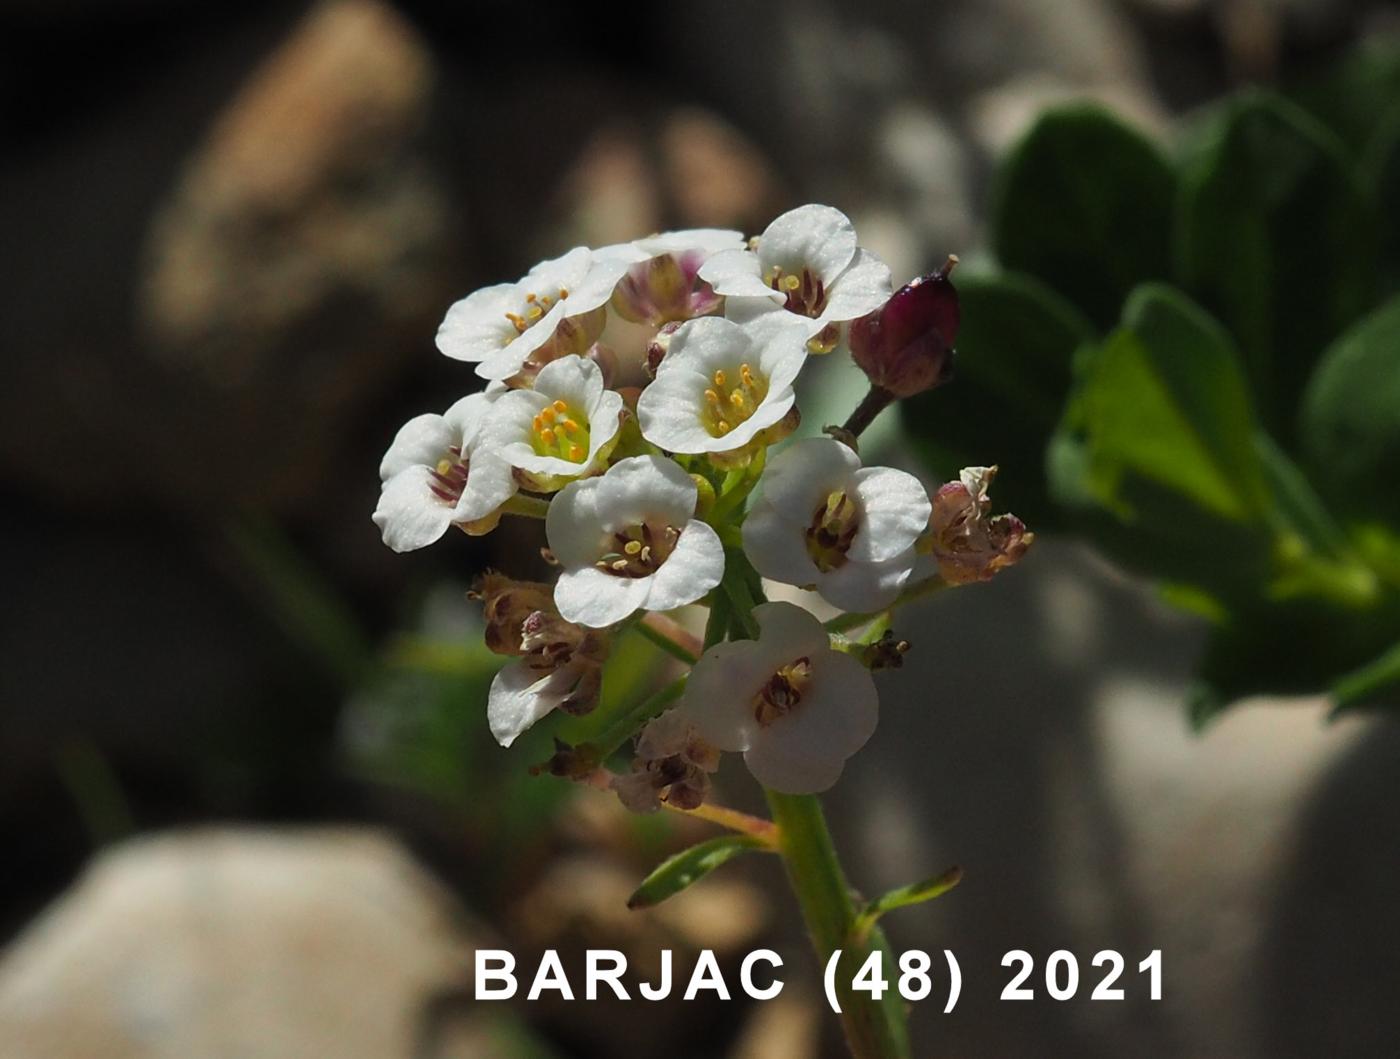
[374,204,1033,799]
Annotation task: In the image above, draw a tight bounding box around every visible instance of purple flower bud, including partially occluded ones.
[849,256,959,399]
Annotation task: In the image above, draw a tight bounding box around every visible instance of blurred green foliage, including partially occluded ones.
[903,37,1400,723]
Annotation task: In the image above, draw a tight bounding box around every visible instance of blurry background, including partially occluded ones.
[2,0,1399,1056]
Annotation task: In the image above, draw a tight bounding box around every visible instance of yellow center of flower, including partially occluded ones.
[503,287,570,339]
[753,657,813,727]
[765,265,827,318]
[531,399,591,463]
[428,446,470,504]
[804,489,860,571]
[595,522,680,578]
[700,363,769,437]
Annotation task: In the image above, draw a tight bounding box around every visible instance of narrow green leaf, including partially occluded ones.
[992,103,1175,327]
[864,866,964,921]
[627,834,769,910]
[1300,294,1400,528]
[1176,91,1375,437]
[1333,640,1400,711]
[902,270,1094,528]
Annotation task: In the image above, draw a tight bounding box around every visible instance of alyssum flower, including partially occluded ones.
[921,466,1033,584]
[373,392,516,553]
[636,312,807,458]
[743,437,931,612]
[602,228,744,327]
[682,601,878,793]
[482,355,624,492]
[698,204,892,352]
[473,573,611,748]
[436,247,630,382]
[546,455,725,628]
[611,709,721,813]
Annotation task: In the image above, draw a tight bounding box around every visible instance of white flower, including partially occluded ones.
[681,601,877,793]
[635,313,808,455]
[373,393,516,552]
[481,355,624,491]
[487,659,601,749]
[698,204,892,346]
[436,247,629,381]
[546,455,725,627]
[742,437,931,612]
[600,229,745,327]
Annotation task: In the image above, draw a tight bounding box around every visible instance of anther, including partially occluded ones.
[568,443,584,461]
[624,540,642,555]
[713,369,727,387]
[540,428,557,446]
[552,400,568,414]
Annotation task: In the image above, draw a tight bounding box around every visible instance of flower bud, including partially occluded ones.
[848,256,959,399]
[612,252,723,328]
[922,466,1033,584]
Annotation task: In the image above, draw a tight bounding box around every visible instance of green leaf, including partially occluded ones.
[992,103,1175,328]
[1332,640,1400,711]
[1289,35,1400,158]
[1188,593,1400,727]
[862,867,963,923]
[627,834,769,909]
[1049,284,1276,592]
[1364,102,1400,296]
[1300,294,1400,528]
[1176,91,1375,437]
[901,270,1094,528]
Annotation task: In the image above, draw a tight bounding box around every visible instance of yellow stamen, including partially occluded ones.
[526,304,543,321]
[558,287,569,298]
[525,292,537,302]
[712,369,727,387]
[540,428,557,446]
[568,443,584,461]
[561,418,580,433]
[624,540,642,555]
[705,389,721,405]
[532,415,544,432]
[540,407,556,425]
[552,400,568,414]
[436,459,453,475]
[781,274,801,292]
[729,390,745,409]
[740,363,755,386]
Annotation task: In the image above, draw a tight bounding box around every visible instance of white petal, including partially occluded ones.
[435,284,518,364]
[487,662,571,748]
[545,477,606,567]
[641,520,724,613]
[757,437,860,517]
[594,455,697,528]
[742,501,822,588]
[379,414,454,481]
[633,229,747,258]
[743,651,877,793]
[682,639,773,753]
[820,248,893,323]
[698,249,779,300]
[635,373,716,452]
[848,466,932,562]
[454,451,517,523]
[554,565,652,627]
[815,550,917,612]
[372,467,455,552]
[751,601,831,660]
[756,204,857,284]
[442,392,494,449]
[723,294,790,324]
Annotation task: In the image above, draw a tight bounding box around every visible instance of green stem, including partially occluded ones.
[766,791,910,1059]
[501,494,550,519]
[634,613,701,664]
[590,675,687,759]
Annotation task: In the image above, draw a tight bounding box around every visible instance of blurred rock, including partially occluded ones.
[141,0,446,386]
[0,0,459,518]
[0,829,481,1059]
